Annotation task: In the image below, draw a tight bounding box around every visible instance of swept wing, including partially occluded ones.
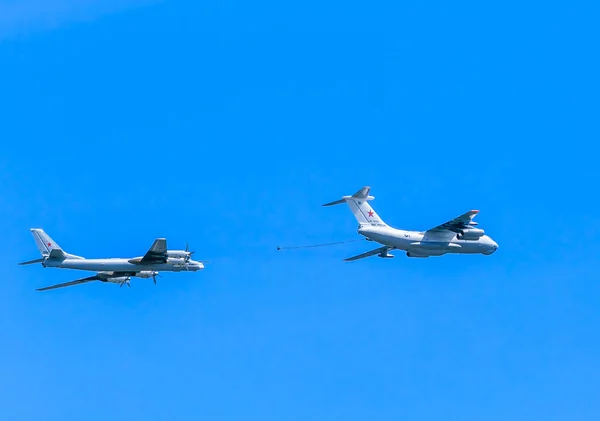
[423,210,480,241]
[36,275,102,291]
[138,238,168,264]
[344,246,393,262]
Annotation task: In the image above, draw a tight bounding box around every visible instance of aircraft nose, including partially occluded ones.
[490,240,498,253]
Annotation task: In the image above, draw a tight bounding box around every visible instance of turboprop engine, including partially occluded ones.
[166,243,195,261]
[166,257,196,271]
[166,251,191,259]
[105,276,130,283]
[456,228,485,240]
[137,271,159,279]
[105,276,132,287]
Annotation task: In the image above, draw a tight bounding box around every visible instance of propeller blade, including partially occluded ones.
[184,242,195,261]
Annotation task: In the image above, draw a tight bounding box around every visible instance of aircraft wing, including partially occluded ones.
[344,246,391,262]
[36,275,101,292]
[139,238,168,264]
[423,210,480,241]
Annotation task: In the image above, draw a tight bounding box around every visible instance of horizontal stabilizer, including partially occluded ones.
[18,258,44,266]
[351,186,374,200]
[322,198,346,207]
[322,186,385,226]
[322,186,375,207]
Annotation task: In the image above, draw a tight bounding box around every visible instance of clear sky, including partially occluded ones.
[1,0,599,419]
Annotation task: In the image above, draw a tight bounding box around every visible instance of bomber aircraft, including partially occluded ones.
[19,229,204,291]
[323,186,498,261]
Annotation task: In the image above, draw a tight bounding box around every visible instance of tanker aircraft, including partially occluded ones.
[323,186,498,261]
[19,229,204,291]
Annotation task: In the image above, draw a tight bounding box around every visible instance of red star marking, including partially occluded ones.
[368,210,374,217]
[47,242,52,247]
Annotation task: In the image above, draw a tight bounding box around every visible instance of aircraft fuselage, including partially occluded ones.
[44,257,204,272]
[358,225,498,257]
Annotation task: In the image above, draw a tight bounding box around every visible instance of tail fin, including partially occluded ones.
[30,229,66,259]
[322,186,387,226]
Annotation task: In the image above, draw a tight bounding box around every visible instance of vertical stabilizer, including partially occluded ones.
[322,186,387,226]
[30,229,66,259]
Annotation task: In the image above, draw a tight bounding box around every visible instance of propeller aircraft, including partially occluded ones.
[19,229,204,291]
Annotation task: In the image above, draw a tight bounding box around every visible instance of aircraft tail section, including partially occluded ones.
[18,258,45,266]
[30,229,66,260]
[322,186,387,226]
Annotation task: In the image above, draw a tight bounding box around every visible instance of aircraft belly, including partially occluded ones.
[60,259,141,272]
[407,241,462,256]
[408,248,446,257]
[59,258,184,272]
[366,232,489,255]
[454,242,483,254]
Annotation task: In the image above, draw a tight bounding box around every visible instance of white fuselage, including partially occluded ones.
[358,225,498,257]
[44,256,204,273]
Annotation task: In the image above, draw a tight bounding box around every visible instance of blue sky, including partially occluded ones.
[1,0,599,419]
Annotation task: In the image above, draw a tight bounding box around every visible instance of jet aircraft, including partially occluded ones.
[19,229,204,291]
[323,186,498,261]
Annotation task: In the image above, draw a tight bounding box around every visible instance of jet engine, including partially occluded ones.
[456,228,485,240]
[406,251,429,258]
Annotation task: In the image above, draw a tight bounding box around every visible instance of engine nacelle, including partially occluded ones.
[166,250,191,259]
[457,228,485,240]
[105,276,130,284]
[137,271,159,279]
[406,251,429,258]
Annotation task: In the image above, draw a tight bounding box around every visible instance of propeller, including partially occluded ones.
[184,242,195,262]
[152,272,162,285]
[119,278,131,288]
